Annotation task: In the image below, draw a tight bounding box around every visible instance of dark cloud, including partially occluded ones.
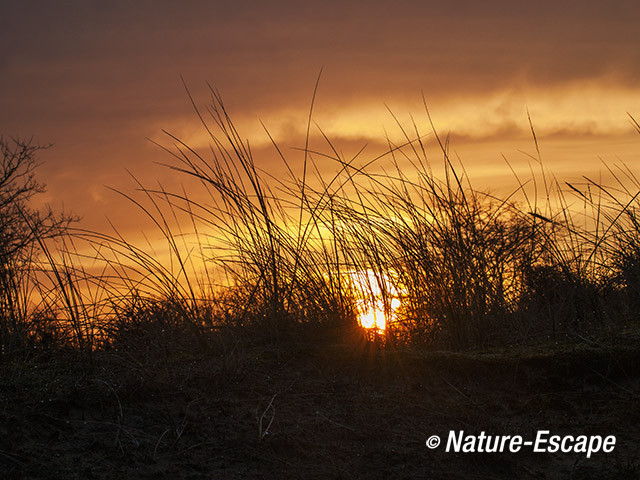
[1,0,639,229]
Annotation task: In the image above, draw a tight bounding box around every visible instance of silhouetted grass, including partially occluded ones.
[2,94,640,355]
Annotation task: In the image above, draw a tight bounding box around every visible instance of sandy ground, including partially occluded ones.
[1,333,639,479]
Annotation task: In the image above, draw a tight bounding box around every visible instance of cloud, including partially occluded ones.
[2,0,639,236]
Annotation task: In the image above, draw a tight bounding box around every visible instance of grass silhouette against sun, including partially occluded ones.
[2,85,640,353]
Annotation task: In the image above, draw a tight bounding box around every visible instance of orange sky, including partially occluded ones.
[2,1,640,236]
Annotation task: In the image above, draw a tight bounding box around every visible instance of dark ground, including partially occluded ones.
[1,328,639,479]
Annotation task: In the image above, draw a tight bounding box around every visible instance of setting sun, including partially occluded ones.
[350,270,402,333]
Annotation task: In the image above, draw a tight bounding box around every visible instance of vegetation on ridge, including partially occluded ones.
[1,93,640,354]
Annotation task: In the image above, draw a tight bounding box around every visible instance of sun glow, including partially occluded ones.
[350,270,402,334]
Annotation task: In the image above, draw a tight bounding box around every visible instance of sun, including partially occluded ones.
[349,270,401,334]
[358,300,387,332]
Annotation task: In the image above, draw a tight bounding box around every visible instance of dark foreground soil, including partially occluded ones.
[1,329,639,479]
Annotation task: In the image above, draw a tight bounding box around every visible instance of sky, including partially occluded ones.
[2,0,640,235]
